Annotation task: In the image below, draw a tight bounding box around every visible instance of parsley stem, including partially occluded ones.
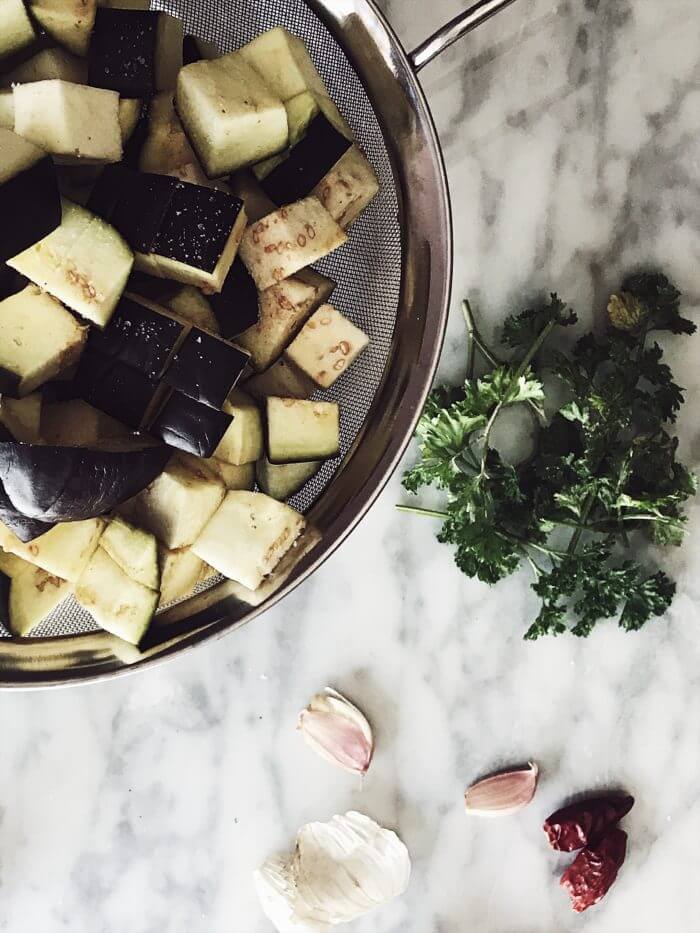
[396,505,448,520]
[462,300,477,379]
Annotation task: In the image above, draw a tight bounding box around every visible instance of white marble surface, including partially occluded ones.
[3,1,700,930]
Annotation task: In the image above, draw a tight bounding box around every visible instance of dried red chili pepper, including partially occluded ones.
[543,794,634,851]
[561,828,627,912]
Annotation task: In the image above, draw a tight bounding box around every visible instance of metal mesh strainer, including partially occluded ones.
[0,0,518,684]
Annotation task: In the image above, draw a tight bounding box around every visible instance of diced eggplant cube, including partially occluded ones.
[0,129,61,262]
[13,80,122,163]
[88,8,182,98]
[176,51,288,178]
[147,183,247,291]
[74,347,165,429]
[0,517,105,581]
[285,304,369,389]
[0,90,13,128]
[40,398,131,446]
[0,285,87,397]
[237,268,335,372]
[163,286,218,334]
[0,46,88,86]
[8,561,72,636]
[210,459,254,491]
[8,198,134,327]
[207,257,259,339]
[245,356,315,401]
[100,515,159,590]
[258,113,352,205]
[88,293,186,379]
[311,145,379,229]
[28,0,97,57]
[150,390,233,458]
[192,490,305,590]
[0,0,36,62]
[163,327,249,409]
[119,453,225,549]
[0,391,42,442]
[256,456,320,501]
[138,91,199,178]
[118,98,143,144]
[213,389,263,466]
[76,545,157,644]
[239,197,347,290]
[266,397,340,464]
[253,90,320,181]
[157,544,203,607]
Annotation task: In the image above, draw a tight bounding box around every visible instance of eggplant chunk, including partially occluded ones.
[244,356,316,401]
[0,47,88,86]
[285,304,369,389]
[100,516,159,590]
[239,197,347,290]
[237,269,335,372]
[266,397,340,464]
[150,390,233,458]
[253,90,320,181]
[145,183,247,291]
[0,517,105,580]
[76,545,158,644]
[0,439,171,522]
[8,198,134,327]
[0,129,61,262]
[40,399,131,446]
[88,8,183,98]
[0,91,13,128]
[8,561,73,636]
[192,490,305,590]
[163,327,249,409]
[176,52,288,178]
[28,0,97,57]
[312,145,380,229]
[74,348,168,429]
[0,286,87,397]
[258,113,352,206]
[88,294,187,380]
[207,257,259,339]
[213,390,263,466]
[119,453,225,549]
[176,452,255,492]
[164,286,219,334]
[157,544,203,607]
[0,392,42,443]
[118,98,143,144]
[13,80,122,163]
[0,0,36,62]
[0,485,55,542]
[238,27,350,138]
[256,456,320,501]
[138,92,201,179]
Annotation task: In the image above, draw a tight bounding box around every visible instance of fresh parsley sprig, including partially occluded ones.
[399,274,697,639]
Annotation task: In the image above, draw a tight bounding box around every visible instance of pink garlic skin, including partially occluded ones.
[298,687,374,776]
[464,762,539,817]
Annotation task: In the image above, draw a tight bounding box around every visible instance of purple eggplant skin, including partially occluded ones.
[151,390,232,457]
[163,328,249,409]
[0,440,171,523]
[0,155,61,262]
[0,484,56,542]
[208,258,260,338]
[88,8,159,98]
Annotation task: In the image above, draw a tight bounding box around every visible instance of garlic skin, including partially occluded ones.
[464,762,539,817]
[254,812,411,931]
[298,687,374,775]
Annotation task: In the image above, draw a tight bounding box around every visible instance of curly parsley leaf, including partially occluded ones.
[400,273,696,639]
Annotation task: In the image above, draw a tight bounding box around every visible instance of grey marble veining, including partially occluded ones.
[2,1,700,930]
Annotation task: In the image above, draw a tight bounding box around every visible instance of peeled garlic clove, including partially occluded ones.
[465,762,539,817]
[298,687,374,775]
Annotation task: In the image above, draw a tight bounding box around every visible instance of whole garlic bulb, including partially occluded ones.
[254,812,411,931]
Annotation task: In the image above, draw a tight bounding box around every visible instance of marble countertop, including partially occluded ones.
[3,1,700,930]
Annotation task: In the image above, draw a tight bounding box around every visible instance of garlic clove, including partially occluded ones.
[298,687,374,775]
[254,812,411,931]
[464,762,539,817]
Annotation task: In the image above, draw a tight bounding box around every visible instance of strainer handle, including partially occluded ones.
[409,0,520,72]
